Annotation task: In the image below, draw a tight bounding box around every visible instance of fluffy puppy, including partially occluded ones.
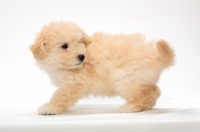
[30,21,175,115]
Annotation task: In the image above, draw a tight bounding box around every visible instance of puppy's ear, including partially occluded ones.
[30,33,47,60]
[83,33,92,45]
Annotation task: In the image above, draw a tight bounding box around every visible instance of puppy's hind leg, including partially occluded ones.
[118,85,160,113]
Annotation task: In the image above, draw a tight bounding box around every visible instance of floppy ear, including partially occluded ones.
[83,33,92,45]
[30,33,46,60]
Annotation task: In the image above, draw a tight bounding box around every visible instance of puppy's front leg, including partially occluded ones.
[38,86,83,115]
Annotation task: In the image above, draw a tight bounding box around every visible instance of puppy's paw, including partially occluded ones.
[119,103,144,113]
[38,102,65,115]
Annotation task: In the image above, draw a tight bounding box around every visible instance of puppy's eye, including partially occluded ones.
[78,38,84,43]
[61,44,68,49]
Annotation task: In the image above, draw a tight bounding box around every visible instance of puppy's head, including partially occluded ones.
[30,22,92,70]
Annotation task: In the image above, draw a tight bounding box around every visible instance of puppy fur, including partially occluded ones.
[30,22,175,115]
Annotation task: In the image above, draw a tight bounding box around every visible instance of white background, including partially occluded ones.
[0,0,199,109]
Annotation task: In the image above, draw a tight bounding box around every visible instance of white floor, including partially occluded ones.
[1,98,200,132]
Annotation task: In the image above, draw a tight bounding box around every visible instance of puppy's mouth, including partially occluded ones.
[76,62,83,65]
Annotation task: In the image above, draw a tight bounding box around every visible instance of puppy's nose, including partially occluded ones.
[78,54,85,62]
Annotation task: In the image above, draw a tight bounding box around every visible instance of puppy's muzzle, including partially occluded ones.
[78,54,85,62]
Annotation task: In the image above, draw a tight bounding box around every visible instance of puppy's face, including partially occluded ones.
[30,22,92,70]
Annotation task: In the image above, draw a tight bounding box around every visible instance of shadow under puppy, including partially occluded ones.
[30,22,175,115]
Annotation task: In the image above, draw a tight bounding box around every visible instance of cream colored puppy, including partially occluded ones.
[30,22,175,115]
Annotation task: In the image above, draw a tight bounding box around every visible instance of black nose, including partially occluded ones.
[78,54,85,62]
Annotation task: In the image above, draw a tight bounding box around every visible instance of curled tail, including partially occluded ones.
[156,39,175,68]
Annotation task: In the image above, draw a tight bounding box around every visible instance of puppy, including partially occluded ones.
[30,21,175,115]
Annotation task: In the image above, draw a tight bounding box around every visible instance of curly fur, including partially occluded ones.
[30,21,175,115]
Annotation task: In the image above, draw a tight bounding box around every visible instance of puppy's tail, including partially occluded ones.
[156,40,175,68]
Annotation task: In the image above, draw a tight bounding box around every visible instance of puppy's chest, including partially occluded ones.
[48,70,68,87]
[49,69,92,87]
